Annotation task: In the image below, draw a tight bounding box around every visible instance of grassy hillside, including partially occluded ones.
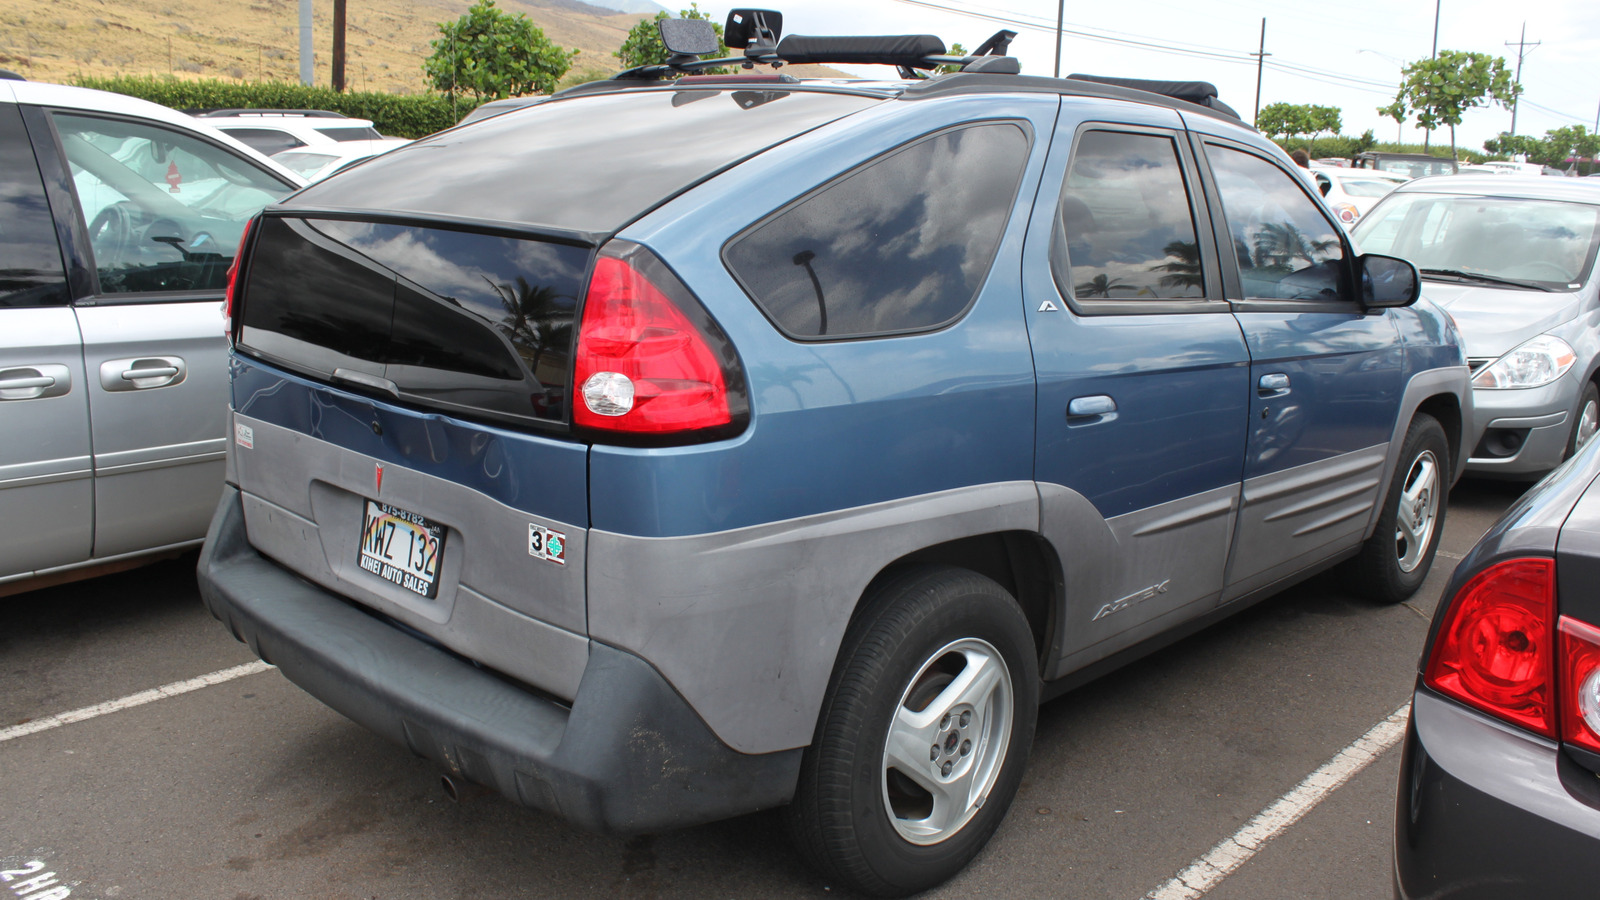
[0,0,650,94]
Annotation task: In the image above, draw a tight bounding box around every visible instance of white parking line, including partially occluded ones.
[1141,703,1411,900]
[0,661,274,744]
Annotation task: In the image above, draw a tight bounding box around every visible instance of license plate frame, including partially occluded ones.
[357,499,447,599]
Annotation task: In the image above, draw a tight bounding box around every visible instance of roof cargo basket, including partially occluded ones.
[1065,74,1243,120]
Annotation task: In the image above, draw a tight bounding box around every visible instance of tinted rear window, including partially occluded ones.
[292,89,881,234]
[239,216,589,426]
[319,126,382,141]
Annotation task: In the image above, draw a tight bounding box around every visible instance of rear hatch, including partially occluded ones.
[226,86,881,699]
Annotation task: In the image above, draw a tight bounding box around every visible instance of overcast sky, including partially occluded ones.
[694,0,1600,154]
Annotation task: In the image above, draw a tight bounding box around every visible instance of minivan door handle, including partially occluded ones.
[100,357,187,391]
[0,365,71,401]
[1258,373,1291,397]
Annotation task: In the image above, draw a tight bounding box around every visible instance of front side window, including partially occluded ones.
[54,113,295,295]
[725,123,1030,339]
[1051,130,1205,302]
[0,104,69,308]
[1207,144,1346,302]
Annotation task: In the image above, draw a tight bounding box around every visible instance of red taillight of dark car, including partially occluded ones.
[1558,616,1600,755]
[223,216,256,342]
[1424,558,1557,738]
[572,242,747,440]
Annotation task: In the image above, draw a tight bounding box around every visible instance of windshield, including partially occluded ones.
[1353,192,1600,290]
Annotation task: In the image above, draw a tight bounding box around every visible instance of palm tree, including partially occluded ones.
[1075,273,1126,298]
[1155,240,1203,293]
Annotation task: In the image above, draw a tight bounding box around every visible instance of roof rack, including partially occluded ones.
[611,8,1020,82]
[189,109,352,119]
[1064,74,1241,120]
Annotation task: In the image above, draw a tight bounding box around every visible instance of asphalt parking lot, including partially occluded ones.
[0,478,1527,899]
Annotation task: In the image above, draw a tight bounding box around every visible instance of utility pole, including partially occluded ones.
[1252,18,1268,126]
[1504,23,1539,135]
[332,0,347,91]
[298,0,312,86]
[1425,0,1440,150]
[1053,0,1064,79]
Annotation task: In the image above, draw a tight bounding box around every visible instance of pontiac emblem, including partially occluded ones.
[375,463,385,494]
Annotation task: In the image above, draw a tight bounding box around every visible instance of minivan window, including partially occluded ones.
[1051,130,1204,301]
[0,104,69,308]
[54,113,295,295]
[725,123,1029,339]
[1207,144,1346,302]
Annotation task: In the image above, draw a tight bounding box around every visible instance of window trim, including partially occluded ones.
[1193,135,1361,314]
[720,118,1035,343]
[1049,121,1230,317]
[32,107,298,306]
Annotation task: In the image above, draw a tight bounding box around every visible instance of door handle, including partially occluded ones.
[332,367,400,398]
[99,357,187,391]
[1258,373,1291,396]
[1067,394,1117,417]
[0,365,72,401]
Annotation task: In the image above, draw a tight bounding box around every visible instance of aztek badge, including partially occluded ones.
[528,524,566,565]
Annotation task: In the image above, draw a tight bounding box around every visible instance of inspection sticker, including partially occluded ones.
[529,524,566,565]
[234,421,254,449]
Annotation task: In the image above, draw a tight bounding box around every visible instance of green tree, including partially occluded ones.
[1256,103,1342,142]
[936,43,967,75]
[423,0,576,102]
[1487,126,1600,174]
[616,3,730,72]
[1380,51,1520,159]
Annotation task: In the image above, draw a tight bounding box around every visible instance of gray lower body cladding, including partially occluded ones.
[198,485,801,834]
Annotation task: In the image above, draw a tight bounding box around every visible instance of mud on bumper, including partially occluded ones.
[197,485,801,834]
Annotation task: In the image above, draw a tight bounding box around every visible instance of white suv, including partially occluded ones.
[189,108,386,156]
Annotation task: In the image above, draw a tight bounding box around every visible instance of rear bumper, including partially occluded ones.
[1393,688,1600,898]
[197,485,801,834]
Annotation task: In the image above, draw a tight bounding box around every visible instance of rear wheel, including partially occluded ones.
[787,567,1038,897]
[1351,413,1448,603]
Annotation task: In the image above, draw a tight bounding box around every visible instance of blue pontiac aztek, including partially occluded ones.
[197,16,1470,896]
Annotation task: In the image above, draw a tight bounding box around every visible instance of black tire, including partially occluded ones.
[786,566,1039,897]
[1351,413,1449,603]
[1567,381,1599,460]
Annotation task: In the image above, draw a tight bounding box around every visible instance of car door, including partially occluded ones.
[0,100,94,581]
[32,108,298,559]
[1190,135,1404,600]
[1023,104,1251,677]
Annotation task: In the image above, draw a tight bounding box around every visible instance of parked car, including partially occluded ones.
[196,20,1469,896]
[0,79,304,596]
[458,95,547,125]
[1309,166,1406,225]
[188,108,385,157]
[271,138,411,182]
[1352,176,1600,478]
[1354,151,1458,179]
[1394,433,1600,897]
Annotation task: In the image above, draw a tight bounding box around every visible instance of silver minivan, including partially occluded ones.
[1353,176,1600,477]
[0,80,302,595]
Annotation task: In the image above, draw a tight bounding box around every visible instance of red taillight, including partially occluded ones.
[1559,616,1600,754]
[572,244,745,438]
[223,216,255,341]
[1424,558,1556,737]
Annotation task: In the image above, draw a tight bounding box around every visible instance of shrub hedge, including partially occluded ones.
[69,76,469,138]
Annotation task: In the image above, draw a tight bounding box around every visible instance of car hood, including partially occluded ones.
[1422,281,1581,359]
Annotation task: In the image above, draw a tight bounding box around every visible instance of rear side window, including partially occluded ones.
[1051,130,1205,302]
[0,104,69,308]
[220,128,307,156]
[319,126,382,142]
[724,123,1029,339]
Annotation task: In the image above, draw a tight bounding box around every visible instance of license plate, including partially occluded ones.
[357,499,446,599]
